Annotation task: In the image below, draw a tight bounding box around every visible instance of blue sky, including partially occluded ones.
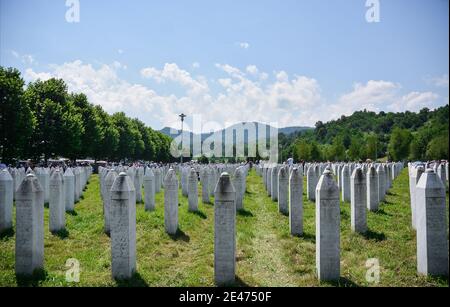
[1,0,448,131]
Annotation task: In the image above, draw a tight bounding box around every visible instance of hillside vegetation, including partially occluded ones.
[279,105,449,162]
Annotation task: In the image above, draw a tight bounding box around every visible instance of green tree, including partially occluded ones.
[71,93,101,159]
[348,136,363,161]
[330,136,346,161]
[93,105,119,161]
[0,67,34,164]
[426,134,449,160]
[294,139,311,161]
[24,78,84,162]
[388,127,413,161]
[310,141,322,161]
[365,133,379,160]
[111,112,137,161]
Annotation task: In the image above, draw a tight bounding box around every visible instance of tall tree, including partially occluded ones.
[0,67,34,164]
[93,105,119,161]
[426,134,449,160]
[365,133,379,161]
[111,112,137,161]
[24,78,84,162]
[71,93,101,159]
[388,127,413,161]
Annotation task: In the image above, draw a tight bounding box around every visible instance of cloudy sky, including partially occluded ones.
[1,0,448,132]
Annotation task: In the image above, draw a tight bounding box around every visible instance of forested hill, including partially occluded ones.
[279,105,449,162]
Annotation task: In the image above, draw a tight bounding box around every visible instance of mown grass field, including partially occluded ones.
[0,168,448,287]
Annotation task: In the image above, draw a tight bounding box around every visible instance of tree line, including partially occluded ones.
[279,105,449,162]
[0,66,173,164]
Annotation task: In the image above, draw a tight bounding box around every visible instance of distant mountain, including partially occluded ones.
[279,126,313,135]
[159,123,313,142]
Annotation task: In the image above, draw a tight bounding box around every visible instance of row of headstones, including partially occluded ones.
[0,166,92,234]
[256,161,448,280]
[0,165,92,275]
[99,163,249,233]
[408,161,449,276]
[2,162,244,282]
[98,163,246,283]
[258,162,403,234]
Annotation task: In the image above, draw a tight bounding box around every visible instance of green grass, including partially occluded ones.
[0,169,448,287]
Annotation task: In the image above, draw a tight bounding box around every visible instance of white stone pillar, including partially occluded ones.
[49,169,65,233]
[110,172,136,280]
[0,169,14,232]
[377,164,386,202]
[307,164,318,201]
[267,167,273,196]
[350,167,367,233]
[104,170,118,234]
[164,169,179,235]
[410,165,424,230]
[154,168,161,193]
[15,174,44,275]
[271,165,279,201]
[74,167,80,203]
[366,165,379,212]
[181,167,188,197]
[201,167,210,204]
[233,167,244,211]
[416,169,448,276]
[188,168,198,212]
[63,168,75,212]
[315,169,340,282]
[278,166,289,215]
[144,168,155,212]
[341,164,350,202]
[134,169,142,203]
[289,167,303,236]
[214,173,236,285]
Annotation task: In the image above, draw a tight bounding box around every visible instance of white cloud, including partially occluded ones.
[192,62,200,69]
[259,72,269,81]
[246,65,258,75]
[237,42,250,49]
[393,91,440,112]
[23,61,445,131]
[328,80,442,120]
[275,71,289,82]
[215,63,244,78]
[24,68,52,81]
[113,61,127,70]
[11,50,36,65]
[24,61,325,129]
[427,74,449,88]
[336,80,400,113]
[141,63,208,96]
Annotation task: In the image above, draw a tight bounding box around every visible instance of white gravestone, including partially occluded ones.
[214,173,236,285]
[350,167,367,233]
[143,168,155,212]
[49,169,65,233]
[416,169,448,276]
[164,169,179,235]
[316,170,340,282]
[15,174,44,275]
[188,168,199,212]
[289,167,303,236]
[110,172,136,280]
[63,168,75,212]
[0,169,14,232]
